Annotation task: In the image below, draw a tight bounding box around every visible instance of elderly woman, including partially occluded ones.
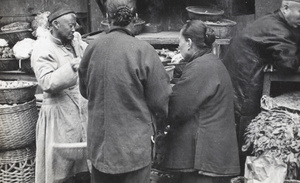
[160,20,240,183]
[78,0,171,183]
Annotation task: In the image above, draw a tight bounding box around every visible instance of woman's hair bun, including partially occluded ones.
[113,5,134,26]
[204,27,216,47]
[106,0,136,27]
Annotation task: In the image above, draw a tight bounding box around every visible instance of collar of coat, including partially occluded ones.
[49,33,75,47]
[107,27,135,37]
[276,9,289,27]
[185,48,212,63]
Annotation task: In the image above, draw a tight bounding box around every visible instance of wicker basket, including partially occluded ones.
[204,19,237,39]
[186,6,224,21]
[0,80,37,104]
[0,145,35,183]
[0,58,34,73]
[0,58,19,71]
[0,99,38,150]
[231,176,300,183]
[0,29,34,47]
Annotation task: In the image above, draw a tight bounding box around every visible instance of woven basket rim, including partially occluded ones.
[0,98,36,113]
[186,6,225,16]
[204,19,237,26]
[0,29,32,35]
[0,146,35,160]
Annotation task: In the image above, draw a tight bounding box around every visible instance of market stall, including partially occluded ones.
[0,0,299,183]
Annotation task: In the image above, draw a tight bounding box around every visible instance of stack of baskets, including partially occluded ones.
[185,6,237,39]
[0,80,38,183]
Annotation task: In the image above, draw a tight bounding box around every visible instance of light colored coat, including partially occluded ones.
[31,32,88,183]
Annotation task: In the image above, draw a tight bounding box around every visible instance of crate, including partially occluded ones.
[0,58,19,71]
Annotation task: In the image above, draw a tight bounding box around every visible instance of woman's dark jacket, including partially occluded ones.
[161,53,240,175]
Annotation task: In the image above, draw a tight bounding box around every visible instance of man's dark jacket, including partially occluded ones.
[223,10,300,120]
[78,29,171,174]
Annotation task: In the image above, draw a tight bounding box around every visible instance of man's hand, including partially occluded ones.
[70,57,81,72]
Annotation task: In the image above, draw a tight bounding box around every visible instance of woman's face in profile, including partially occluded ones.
[178,29,190,59]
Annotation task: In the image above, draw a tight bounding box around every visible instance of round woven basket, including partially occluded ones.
[0,145,35,183]
[204,19,237,39]
[0,81,37,104]
[0,29,34,47]
[0,99,38,150]
[186,6,224,21]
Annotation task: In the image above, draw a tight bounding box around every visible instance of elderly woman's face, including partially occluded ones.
[284,2,300,28]
[178,29,190,59]
[55,13,76,41]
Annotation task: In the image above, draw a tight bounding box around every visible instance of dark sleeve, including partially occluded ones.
[143,48,172,130]
[265,26,300,72]
[168,61,219,126]
[78,44,93,99]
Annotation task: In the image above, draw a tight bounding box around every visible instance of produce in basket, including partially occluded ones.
[0,46,14,58]
[156,48,179,63]
[13,38,36,60]
[242,109,300,179]
[0,80,37,104]
[0,22,31,32]
[0,80,33,88]
[0,38,8,47]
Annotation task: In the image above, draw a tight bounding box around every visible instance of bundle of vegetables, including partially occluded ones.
[242,109,300,179]
[156,48,178,61]
[0,46,14,58]
[13,38,35,60]
[0,22,31,32]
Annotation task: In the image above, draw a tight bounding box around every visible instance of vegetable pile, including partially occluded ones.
[243,93,300,179]
[0,46,14,58]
